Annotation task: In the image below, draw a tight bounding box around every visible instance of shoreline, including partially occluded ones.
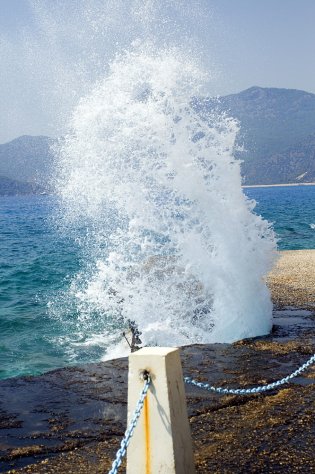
[1,310,314,473]
[267,249,315,309]
[243,182,315,189]
[0,249,314,472]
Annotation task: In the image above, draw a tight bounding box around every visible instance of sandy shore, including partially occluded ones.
[243,182,315,188]
[268,249,315,308]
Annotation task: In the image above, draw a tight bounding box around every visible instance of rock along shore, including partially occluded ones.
[1,250,314,473]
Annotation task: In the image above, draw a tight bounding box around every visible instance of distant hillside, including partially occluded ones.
[243,132,315,184]
[198,86,315,184]
[1,87,315,193]
[0,175,44,196]
[0,135,54,192]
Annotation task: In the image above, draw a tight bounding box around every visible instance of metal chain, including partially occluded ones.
[184,352,315,395]
[108,352,314,472]
[108,376,151,474]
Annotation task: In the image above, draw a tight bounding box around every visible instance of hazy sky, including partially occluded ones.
[1,0,315,143]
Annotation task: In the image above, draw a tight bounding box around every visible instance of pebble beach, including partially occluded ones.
[268,249,315,309]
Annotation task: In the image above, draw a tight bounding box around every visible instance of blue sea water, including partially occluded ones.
[244,185,315,250]
[1,186,314,380]
[0,196,80,379]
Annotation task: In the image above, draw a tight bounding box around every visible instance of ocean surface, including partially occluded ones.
[1,185,314,380]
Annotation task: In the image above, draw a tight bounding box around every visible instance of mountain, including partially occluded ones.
[198,86,315,184]
[0,175,44,196]
[1,87,315,193]
[242,132,315,184]
[0,135,54,193]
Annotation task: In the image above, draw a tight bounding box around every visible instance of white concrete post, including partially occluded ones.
[126,347,195,474]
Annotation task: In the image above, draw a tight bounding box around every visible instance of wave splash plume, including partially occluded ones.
[56,45,276,357]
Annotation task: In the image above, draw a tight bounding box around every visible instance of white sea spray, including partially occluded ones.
[55,45,277,357]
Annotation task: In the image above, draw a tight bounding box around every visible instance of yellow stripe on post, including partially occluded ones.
[144,393,151,474]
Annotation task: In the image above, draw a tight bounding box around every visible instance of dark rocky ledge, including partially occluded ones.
[0,308,314,473]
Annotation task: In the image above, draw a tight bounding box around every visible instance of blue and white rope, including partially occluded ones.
[108,376,151,474]
[184,352,315,395]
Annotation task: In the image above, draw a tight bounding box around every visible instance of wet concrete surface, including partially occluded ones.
[0,308,314,473]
